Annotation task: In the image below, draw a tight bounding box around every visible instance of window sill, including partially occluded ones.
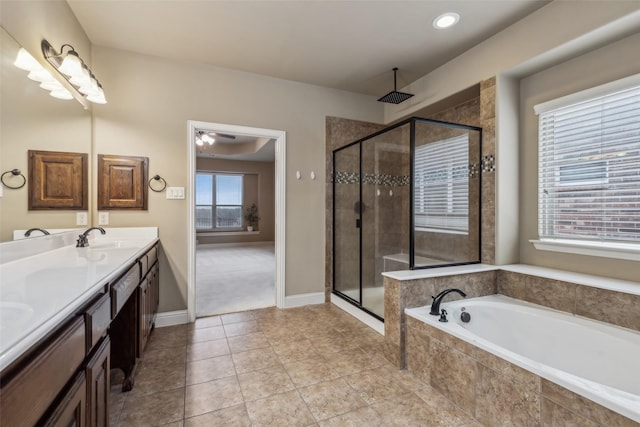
[197,230,260,237]
[530,239,640,261]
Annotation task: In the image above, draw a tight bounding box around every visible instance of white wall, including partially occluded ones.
[91,46,383,311]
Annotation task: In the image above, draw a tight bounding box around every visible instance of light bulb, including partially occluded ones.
[86,85,107,104]
[14,48,41,71]
[433,12,460,29]
[195,137,204,146]
[27,69,56,83]
[58,51,83,77]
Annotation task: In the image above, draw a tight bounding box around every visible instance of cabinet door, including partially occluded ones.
[42,372,86,427]
[86,337,110,427]
[137,279,150,356]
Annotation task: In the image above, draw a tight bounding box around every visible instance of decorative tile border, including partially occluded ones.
[481,155,495,173]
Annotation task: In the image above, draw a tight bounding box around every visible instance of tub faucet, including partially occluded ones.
[24,227,50,237]
[430,288,467,315]
[76,227,106,247]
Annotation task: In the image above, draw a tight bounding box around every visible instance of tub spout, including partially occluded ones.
[430,288,466,315]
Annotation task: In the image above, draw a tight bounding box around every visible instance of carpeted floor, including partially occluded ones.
[196,242,275,316]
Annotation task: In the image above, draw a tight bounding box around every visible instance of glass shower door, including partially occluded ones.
[333,144,361,305]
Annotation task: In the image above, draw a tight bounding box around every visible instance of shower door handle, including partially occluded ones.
[356,219,361,228]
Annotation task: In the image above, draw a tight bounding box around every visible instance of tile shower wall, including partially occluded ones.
[406,316,637,426]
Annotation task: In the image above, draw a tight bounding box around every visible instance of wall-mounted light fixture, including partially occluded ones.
[12,40,107,108]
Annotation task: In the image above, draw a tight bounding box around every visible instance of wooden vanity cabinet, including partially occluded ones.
[86,338,110,427]
[138,260,159,356]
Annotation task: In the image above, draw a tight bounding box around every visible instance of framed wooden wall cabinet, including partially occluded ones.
[98,154,148,210]
[28,150,88,210]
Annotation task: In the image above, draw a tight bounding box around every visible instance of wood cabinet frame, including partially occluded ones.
[97,154,148,210]
[28,150,88,210]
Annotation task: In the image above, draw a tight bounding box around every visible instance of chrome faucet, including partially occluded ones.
[76,227,106,247]
[430,288,467,315]
[24,227,50,237]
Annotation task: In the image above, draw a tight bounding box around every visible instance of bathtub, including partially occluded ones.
[405,294,640,423]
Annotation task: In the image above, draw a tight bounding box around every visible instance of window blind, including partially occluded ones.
[537,82,640,243]
[414,134,469,232]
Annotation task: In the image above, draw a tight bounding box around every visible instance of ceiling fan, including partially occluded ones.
[195,130,236,146]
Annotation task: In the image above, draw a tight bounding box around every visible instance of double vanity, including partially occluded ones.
[0,227,159,426]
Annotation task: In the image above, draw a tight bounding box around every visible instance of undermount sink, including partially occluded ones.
[0,302,34,327]
[84,240,146,250]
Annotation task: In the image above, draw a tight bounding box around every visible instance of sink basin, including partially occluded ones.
[85,240,146,250]
[0,302,34,326]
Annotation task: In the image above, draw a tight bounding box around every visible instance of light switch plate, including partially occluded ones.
[166,186,185,199]
[98,211,109,225]
[76,212,88,225]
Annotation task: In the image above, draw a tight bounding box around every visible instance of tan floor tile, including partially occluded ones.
[232,347,281,374]
[129,361,186,397]
[147,325,188,350]
[188,325,226,343]
[309,333,360,354]
[224,320,261,337]
[298,378,367,421]
[186,354,236,385]
[331,348,381,377]
[284,355,340,387]
[187,338,230,361]
[245,390,316,427]
[222,311,255,324]
[272,338,320,364]
[344,367,411,404]
[190,315,222,329]
[142,345,187,369]
[237,365,296,401]
[184,404,251,427]
[318,406,386,427]
[381,365,428,391]
[118,388,185,427]
[372,392,470,427]
[185,376,244,418]
[228,332,270,353]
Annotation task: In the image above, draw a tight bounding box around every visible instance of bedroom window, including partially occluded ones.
[195,173,243,230]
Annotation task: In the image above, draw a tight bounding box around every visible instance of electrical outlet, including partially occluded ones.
[76,212,88,225]
[98,212,109,225]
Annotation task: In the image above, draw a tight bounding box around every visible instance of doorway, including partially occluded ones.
[187,121,286,322]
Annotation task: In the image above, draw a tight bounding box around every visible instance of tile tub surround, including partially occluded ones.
[497,266,640,333]
[382,266,498,368]
[109,303,483,426]
[405,316,639,426]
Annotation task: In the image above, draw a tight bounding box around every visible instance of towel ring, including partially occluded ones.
[1,169,26,189]
[148,174,167,192]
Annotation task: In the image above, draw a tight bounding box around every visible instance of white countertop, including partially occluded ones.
[0,227,158,371]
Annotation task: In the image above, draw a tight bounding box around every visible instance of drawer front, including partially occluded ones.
[110,264,140,318]
[0,317,86,427]
[85,292,111,352]
[146,245,158,269]
[139,254,148,280]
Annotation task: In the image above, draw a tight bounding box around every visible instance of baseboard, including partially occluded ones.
[284,292,325,308]
[155,310,189,327]
[330,294,385,335]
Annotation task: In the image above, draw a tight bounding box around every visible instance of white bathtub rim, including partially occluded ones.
[405,295,640,423]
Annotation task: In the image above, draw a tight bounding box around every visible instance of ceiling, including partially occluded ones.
[195,132,276,162]
[67,0,549,97]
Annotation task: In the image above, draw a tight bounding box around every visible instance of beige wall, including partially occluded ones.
[0,1,92,241]
[91,46,383,311]
[195,158,275,244]
[518,32,640,282]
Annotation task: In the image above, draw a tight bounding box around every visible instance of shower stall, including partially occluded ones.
[332,117,482,320]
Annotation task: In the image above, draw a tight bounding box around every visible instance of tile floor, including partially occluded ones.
[110,303,482,427]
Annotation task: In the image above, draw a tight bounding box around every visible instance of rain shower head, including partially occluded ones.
[377,67,414,104]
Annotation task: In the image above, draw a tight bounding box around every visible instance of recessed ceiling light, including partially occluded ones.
[433,12,460,29]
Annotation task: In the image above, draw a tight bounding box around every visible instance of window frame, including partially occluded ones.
[531,73,640,261]
[195,172,244,231]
